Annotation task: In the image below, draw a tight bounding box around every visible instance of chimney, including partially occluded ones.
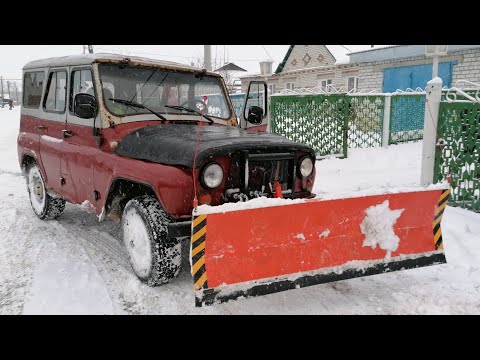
[259,59,273,75]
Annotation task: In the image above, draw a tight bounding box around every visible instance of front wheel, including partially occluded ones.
[122,195,181,286]
[26,164,65,220]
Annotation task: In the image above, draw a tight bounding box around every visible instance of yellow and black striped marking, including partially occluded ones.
[433,189,450,250]
[191,214,208,291]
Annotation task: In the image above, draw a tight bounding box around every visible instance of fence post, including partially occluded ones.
[382,94,392,148]
[266,95,271,133]
[420,77,443,186]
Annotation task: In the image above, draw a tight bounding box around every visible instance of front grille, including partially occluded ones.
[224,151,296,201]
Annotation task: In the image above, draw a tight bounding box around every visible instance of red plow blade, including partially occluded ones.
[190,188,450,307]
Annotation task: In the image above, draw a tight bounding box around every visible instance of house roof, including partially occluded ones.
[347,45,399,55]
[274,45,294,74]
[347,45,480,63]
[215,62,247,72]
[274,45,337,74]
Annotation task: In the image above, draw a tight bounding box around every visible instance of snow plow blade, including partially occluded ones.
[190,188,450,307]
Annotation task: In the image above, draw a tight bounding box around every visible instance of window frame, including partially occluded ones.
[69,66,97,116]
[347,76,358,92]
[286,82,295,91]
[43,68,68,114]
[268,83,276,95]
[320,79,332,90]
[22,71,46,109]
[97,63,232,120]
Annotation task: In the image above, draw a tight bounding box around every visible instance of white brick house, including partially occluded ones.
[241,45,359,93]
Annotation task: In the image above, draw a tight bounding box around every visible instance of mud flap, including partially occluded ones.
[190,188,450,307]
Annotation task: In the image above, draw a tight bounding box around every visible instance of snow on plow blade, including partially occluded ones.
[190,188,450,307]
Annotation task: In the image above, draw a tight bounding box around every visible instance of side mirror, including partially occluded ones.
[242,80,268,128]
[74,93,97,119]
[247,105,264,124]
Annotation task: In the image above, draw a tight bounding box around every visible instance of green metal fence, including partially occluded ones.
[270,94,348,158]
[270,92,429,158]
[390,94,425,144]
[434,101,480,212]
[348,95,384,148]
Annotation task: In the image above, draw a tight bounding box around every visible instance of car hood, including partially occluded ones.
[115,124,314,168]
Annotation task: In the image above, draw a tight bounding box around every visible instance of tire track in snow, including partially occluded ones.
[50,206,207,314]
[0,177,48,314]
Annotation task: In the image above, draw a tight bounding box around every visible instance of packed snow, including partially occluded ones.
[1,106,480,314]
[360,200,404,258]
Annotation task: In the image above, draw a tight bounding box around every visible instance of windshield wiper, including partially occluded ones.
[164,105,214,125]
[109,98,168,122]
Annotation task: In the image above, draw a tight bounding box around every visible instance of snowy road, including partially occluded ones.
[1,107,479,314]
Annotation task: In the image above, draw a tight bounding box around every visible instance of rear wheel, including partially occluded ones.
[26,164,65,220]
[122,195,181,286]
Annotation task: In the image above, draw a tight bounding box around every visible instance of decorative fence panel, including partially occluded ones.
[270,94,348,158]
[434,101,480,212]
[347,95,384,148]
[389,94,425,144]
[230,93,246,119]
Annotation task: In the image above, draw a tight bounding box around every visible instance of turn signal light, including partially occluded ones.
[198,193,212,205]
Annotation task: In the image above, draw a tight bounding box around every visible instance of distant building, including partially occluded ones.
[349,45,480,92]
[214,62,247,93]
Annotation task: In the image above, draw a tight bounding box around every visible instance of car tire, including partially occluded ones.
[122,195,181,286]
[26,164,65,220]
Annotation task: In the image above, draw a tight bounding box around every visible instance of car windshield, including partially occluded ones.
[98,63,231,119]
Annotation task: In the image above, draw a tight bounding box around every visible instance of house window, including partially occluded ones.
[286,82,295,91]
[320,79,332,90]
[268,84,276,95]
[347,76,358,92]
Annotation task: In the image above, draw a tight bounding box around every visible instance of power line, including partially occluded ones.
[261,45,275,61]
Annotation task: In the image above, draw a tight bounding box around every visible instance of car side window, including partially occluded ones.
[70,69,94,113]
[44,70,67,113]
[23,71,45,108]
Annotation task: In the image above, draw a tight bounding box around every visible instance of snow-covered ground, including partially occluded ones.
[1,106,479,314]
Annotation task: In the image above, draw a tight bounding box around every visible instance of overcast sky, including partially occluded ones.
[0,45,391,79]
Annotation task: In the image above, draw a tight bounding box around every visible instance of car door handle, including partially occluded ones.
[62,129,73,138]
[37,125,46,130]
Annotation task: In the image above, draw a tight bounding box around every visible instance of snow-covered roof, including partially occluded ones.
[347,45,399,55]
[22,53,216,75]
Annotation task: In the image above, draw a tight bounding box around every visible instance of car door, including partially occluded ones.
[61,66,99,206]
[38,68,68,195]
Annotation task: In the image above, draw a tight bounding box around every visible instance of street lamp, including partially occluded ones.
[425,45,448,79]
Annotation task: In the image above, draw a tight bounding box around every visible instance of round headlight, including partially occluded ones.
[299,157,314,177]
[201,163,223,189]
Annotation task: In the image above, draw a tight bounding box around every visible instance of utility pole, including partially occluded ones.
[204,45,212,71]
[0,76,4,101]
[7,81,10,100]
[14,82,19,105]
[88,45,94,54]
[83,45,86,54]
